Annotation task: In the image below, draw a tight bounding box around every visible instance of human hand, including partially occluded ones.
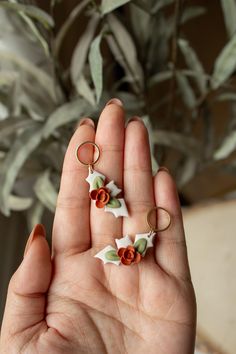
[0,99,196,354]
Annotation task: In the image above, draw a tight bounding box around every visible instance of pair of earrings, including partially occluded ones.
[76,141,171,266]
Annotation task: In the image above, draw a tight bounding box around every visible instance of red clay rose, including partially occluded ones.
[117,245,142,265]
[90,187,110,208]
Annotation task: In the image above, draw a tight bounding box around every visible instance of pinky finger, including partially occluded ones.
[154,169,191,281]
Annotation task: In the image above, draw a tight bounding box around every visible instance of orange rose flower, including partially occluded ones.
[90,187,110,208]
[117,245,142,265]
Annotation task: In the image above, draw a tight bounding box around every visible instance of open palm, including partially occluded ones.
[0,100,196,354]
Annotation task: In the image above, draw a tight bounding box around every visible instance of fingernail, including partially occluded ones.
[79,118,95,128]
[24,224,46,257]
[158,166,170,173]
[126,116,143,126]
[106,98,123,107]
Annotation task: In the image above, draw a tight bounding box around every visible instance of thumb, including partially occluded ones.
[1,224,52,341]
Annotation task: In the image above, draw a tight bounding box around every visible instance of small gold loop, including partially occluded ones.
[147,206,171,233]
[76,141,100,167]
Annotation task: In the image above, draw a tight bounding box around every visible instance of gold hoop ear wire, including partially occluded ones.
[75,141,100,168]
[147,206,171,233]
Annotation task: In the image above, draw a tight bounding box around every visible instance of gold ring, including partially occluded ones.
[147,206,171,232]
[75,141,100,166]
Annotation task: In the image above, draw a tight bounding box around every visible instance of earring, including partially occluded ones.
[94,206,171,266]
[76,141,128,218]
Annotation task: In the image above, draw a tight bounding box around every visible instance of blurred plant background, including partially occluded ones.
[1,0,236,228]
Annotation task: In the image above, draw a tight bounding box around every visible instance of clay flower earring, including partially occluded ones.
[76,141,128,218]
[94,207,171,266]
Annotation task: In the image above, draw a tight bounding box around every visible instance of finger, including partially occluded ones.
[91,99,125,247]
[1,225,51,342]
[154,169,191,280]
[123,118,155,236]
[53,118,95,255]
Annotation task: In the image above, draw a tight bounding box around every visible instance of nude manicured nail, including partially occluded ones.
[24,224,46,257]
[79,118,95,127]
[126,116,143,127]
[158,166,170,173]
[106,98,123,107]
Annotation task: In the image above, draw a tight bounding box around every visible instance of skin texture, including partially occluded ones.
[0,100,196,354]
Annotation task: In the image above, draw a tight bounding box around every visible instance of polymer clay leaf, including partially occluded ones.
[105,250,120,261]
[86,170,106,192]
[95,245,121,265]
[105,198,128,217]
[134,238,148,255]
[93,176,104,189]
[134,232,156,256]
[107,197,121,208]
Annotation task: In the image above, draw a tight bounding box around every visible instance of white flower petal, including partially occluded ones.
[94,245,120,265]
[115,235,133,249]
[105,180,122,197]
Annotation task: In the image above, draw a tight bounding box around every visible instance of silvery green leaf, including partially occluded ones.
[142,115,159,172]
[0,102,8,120]
[181,6,206,24]
[0,71,18,87]
[18,11,50,56]
[34,170,57,212]
[153,130,202,158]
[88,33,103,103]
[106,14,144,91]
[220,0,236,38]
[178,38,207,94]
[0,117,35,140]
[0,126,43,216]
[54,0,90,56]
[148,71,172,87]
[0,50,59,103]
[214,131,236,160]
[177,157,197,188]
[217,92,236,101]
[211,33,236,90]
[130,3,151,46]
[8,194,33,211]
[42,99,91,139]
[76,74,96,106]
[176,72,196,109]
[27,200,44,232]
[70,14,99,88]
[152,0,174,14]
[101,0,131,15]
[132,0,151,14]
[0,2,54,29]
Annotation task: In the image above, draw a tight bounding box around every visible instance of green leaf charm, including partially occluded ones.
[107,197,121,208]
[105,250,120,261]
[134,238,147,255]
[93,176,104,189]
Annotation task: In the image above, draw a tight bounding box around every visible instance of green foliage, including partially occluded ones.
[0,0,236,223]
